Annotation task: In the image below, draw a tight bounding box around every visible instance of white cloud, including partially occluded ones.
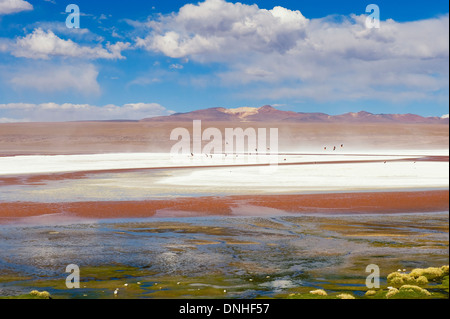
[26,21,104,42]
[10,28,129,60]
[0,102,172,122]
[0,117,29,123]
[134,0,448,103]
[169,63,183,69]
[442,114,449,119]
[139,1,447,63]
[222,14,449,101]
[0,38,12,52]
[136,0,308,60]
[0,0,32,15]
[9,63,101,95]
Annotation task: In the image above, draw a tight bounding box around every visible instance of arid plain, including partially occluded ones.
[0,121,448,156]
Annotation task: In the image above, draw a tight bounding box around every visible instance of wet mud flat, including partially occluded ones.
[0,212,448,299]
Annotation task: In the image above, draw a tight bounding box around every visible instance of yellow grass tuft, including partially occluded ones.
[409,267,444,281]
[416,276,428,285]
[399,285,431,296]
[309,289,327,296]
[337,293,355,299]
[29,290,51,299]
[386,288,399,299]
[387,265,448,287]
[365,290,377,296]
[387,272,417,286]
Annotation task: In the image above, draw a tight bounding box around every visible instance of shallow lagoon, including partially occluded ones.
[0,212,448,299]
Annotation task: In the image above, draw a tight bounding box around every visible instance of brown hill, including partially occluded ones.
[141,105,448,124]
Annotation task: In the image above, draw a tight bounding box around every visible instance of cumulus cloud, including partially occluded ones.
[136,0,308,60]
[134,0,449,103]
[9,63,101,95]
[442,114,449,119]
[138,0,448,63]
[10,28,129,60]
[224,13,449,102]
[0,102,173,122]
[0,0,32,15]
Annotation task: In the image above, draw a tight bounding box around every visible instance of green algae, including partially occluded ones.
[0,213,448,299]
[1,265,448,299]
[0,293,51,300]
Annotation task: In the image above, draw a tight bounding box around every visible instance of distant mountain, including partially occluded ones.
[141,105,449,124]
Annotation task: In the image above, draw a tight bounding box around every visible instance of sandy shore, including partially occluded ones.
[0,190,447,224]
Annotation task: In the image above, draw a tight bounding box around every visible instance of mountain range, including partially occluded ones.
[141,105,449,124]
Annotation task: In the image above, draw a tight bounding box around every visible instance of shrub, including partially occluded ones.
[387,267,444,287]
[337,293,355,299]
[409,267,443,281]
[387,272,416,286]
[416,276,428,286]
[309,289,327,296]
[386,288,399,299]
[399,285,431,296]
[29,290,51,299]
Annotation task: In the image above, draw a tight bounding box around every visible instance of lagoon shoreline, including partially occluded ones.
[1,190,448,224]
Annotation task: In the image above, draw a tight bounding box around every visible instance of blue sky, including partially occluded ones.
[0,0,448,121]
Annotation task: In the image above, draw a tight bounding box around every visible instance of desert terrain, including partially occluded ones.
[0,121,448,156]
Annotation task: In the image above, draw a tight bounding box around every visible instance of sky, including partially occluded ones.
[0,0,448,122]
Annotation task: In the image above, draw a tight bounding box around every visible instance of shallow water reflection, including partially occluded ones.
[0,212,448,298]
